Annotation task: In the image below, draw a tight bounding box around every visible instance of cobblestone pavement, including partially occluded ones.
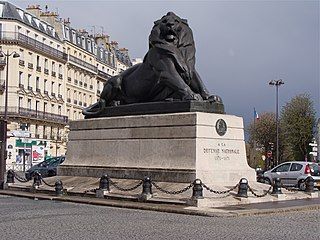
[0,195,319,240]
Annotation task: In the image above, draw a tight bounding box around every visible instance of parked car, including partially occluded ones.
[263,161,320,190]
[25,156,65,181]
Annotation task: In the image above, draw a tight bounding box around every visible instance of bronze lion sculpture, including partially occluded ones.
[83,12,222,117]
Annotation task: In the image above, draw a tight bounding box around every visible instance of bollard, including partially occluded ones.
[192,179,203,199]
[33,171,42,188]
[237,178,248,198]
[305,177,315,193]
[139,177,152,201]
[142,177,152,196]
[271,178,282,195]
[99,175,110,191]
[6,170,14,184]
[55,179,63,196]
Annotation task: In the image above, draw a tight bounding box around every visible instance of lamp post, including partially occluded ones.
[0,50,20,189]
[269,79,284,166]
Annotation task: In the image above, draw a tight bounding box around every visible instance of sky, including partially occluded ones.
[9,0,320,127]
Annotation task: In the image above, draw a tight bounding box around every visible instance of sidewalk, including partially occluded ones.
[1,175,320,217]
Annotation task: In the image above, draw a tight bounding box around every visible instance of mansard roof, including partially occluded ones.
[0,1,61,41]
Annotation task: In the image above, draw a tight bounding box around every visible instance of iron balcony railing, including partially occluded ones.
[0,31,67,62]
[97,70,112,80]
[0,106,68,125]
[69,55,97,73]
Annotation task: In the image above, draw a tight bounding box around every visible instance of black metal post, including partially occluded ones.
[305,176,315,193]
[99,174,110,191]
[55,179,63,196]
[33,171,42,187]
[192,179,203,199]
[0,51,19,189]
[0,120,7,189]
[6,169,14,184]
[271,177,282,194]
[237,178,248,198]
[142,177,152,196]
[269,79,284,166]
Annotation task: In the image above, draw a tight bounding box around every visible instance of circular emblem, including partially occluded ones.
[215,119,227,136]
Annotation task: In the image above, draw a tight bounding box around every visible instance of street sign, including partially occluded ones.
[11,130,31,138]
[310,152,318,156]
[21,138,32,144]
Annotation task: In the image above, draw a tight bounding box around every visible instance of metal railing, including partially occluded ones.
[0,31,67,62]
[0,106,68,125]
[69,55,97,73]
[97,70,112,80]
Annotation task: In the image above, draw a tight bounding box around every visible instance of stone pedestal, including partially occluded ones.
[58,112,255,186]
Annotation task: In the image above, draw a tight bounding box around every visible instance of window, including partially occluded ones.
[35,124,38,136]
[44,79,47,91]
[65,27,70,40]
[19,49,24,60]
[44,59,48,69]
[44,102,47,112]
[36,77,39,90]
[18,97,23,108]
[272,163,291,173]
[58,105,62,115]
[290,163,303,172]
[19,72,23,85]
[58,64,62,74]
[51,82,54,93]
[36,55,40,67]
[58,84,61,94]
[72,31,76,43]
[35,101,39,112]
[27,99,31,110]
[27,74,31,88]
[52,62,55,72]
[51,104,55,113]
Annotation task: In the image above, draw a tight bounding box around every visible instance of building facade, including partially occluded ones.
[0,2,132,170]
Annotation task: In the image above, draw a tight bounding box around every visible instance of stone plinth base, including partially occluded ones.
[59,112,255,186]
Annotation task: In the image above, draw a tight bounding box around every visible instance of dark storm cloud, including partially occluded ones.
[10,0,319,125]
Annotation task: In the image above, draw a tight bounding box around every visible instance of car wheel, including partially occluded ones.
[265,178,272,185]
[298,180,306,191]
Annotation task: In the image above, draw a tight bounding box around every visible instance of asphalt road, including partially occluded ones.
[0,195,319,240]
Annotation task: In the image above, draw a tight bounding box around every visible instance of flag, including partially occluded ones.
[254,108,259,120]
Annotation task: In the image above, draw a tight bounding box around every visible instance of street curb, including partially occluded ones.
[0,190,226,217]
[1,190,320,217]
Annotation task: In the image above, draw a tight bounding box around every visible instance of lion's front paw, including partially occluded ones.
[208,95,223,103]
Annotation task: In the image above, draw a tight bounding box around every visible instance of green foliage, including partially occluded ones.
[248,112,277,150]
[280,93,316,160]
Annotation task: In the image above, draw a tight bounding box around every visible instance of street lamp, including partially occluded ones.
[0,50,20,189]
[269,79,284,167]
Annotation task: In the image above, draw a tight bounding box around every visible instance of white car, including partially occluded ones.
[263,161,320,190]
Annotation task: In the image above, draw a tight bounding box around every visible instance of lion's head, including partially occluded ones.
[149,12,194,48]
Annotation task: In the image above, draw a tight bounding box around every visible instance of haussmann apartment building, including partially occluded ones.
[0,1,132,170]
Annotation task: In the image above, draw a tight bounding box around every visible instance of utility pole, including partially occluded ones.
[269,79,284,166]
[0,50,20,189]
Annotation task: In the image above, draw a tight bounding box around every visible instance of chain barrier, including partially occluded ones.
[248,185,273,197]
[13,171,29,183]
[84,188,97,195]
[40,177,55,188]
[202,183,239,194]
[280,184,299,193]
[109,179,143,192]
[151,181,193,195]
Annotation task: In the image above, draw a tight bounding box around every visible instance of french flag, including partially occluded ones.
[254,108,259,120]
